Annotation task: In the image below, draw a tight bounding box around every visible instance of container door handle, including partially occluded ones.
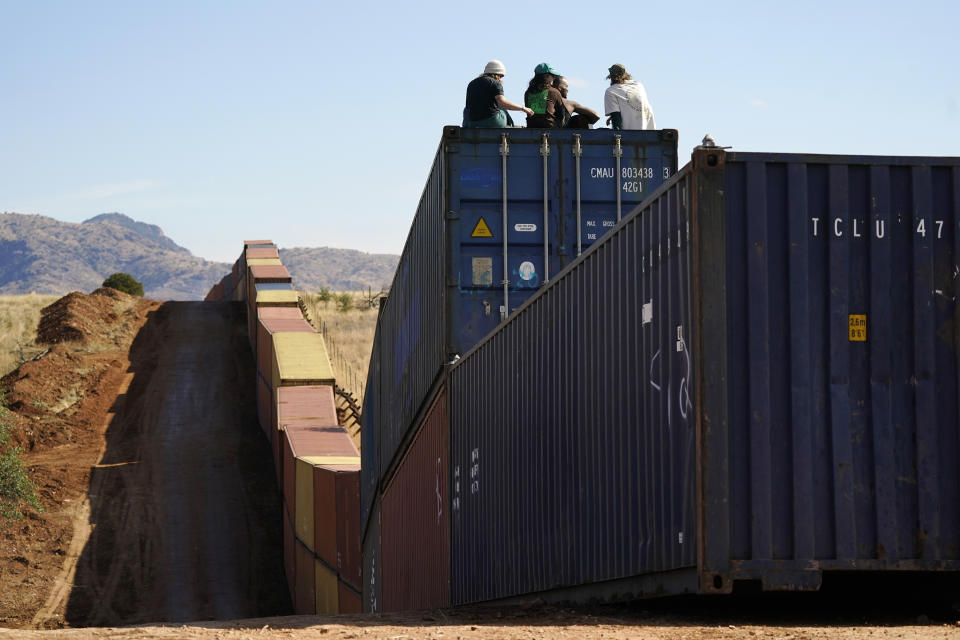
[500,133,510,320]
[541,133,551,283]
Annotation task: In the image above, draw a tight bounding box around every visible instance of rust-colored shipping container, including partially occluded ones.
[335,469,362,591]
[283,505,295,604]
[338,580,362,614]
[282,424,360,551]
[246,246,280,259]
[313,465,360,574]
[274,385,339,494]
[381,384,450,611]
[295,542,316,615]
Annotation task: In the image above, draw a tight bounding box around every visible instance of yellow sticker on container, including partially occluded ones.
[849,314,867,341]
[471,217,493,238]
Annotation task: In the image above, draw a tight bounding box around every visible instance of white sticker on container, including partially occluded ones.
[518,261,536,281]
[515,223,537,232]
[472,257,493,286]
[642,299,654,325]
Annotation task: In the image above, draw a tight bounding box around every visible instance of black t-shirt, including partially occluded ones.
[465,76,503,121]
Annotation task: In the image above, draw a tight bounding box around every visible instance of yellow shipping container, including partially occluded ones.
[256,289,300,306]
[246,257,283,266]
[272,333,335,388]
[315,559,339,614]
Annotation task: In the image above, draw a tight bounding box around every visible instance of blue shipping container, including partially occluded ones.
[362,126,679,531]
[447,147,960,605]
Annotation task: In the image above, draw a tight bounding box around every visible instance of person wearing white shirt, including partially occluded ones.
[603,63,656,130]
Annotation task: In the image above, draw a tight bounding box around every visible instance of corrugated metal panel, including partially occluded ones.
[295,542,316,614]
[695,150,960,592]
[248,264,292,307]
[315,560,339,614]
[362,499,381,613]
[361,325,381,533]
[336,470,362,591]
[381,383,450,611]
[367,127,679,514]
[272,333,335,387]
[448,155,697,605]
[338,580,362,614]
[244,239,274,246]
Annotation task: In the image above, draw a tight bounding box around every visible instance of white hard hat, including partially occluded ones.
[484,59,506,76]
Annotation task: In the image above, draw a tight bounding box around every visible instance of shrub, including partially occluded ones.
[317,287,332,304]
[0,422,42,521]
[335,292,353,312]
[102,272,144,297]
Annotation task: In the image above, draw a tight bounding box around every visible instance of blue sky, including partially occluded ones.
[2,0,957,264]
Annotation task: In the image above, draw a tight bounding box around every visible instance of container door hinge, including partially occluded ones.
[540,133,551,157]
[572,134,582,158]
[612,135,623,158]
[499,134,510,157]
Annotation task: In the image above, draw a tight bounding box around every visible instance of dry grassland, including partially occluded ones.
[0,294,60,377]
[299,291,378,403]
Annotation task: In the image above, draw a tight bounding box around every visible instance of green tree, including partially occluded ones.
[102,272,144,296]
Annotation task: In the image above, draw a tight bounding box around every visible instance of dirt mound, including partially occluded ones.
[36,288,142,347]
[0,290,160,628]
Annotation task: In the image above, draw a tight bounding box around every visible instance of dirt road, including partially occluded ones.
[61,302,289,626]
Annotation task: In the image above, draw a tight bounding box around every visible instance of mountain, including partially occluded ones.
[280,247,397,292]
[83,212,189,255]
[0,213,228,300]
[0,212,400,300]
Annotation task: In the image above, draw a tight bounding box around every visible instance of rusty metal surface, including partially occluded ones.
[277,385,338,425]
[381,384,450,611]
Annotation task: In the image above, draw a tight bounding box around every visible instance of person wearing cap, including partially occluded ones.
[554,76,600,129]
[524,62,567,128]
[603,63,656,130]
[463,60,533,128]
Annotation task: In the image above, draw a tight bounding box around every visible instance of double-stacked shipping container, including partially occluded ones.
[366,141,960,609]
[205,242,362,614]
[362,126,680,610]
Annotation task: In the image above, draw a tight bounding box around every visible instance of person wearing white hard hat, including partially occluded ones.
[463,60,533,128]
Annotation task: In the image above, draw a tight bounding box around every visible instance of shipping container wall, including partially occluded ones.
[376,149,447,486]
[381,384,450,611]
[362,499,381,613]
[449,163,697,605]
[697,151,960,591]
[361,324,381,534]
[335,470,362,592]
[367,127,679,511]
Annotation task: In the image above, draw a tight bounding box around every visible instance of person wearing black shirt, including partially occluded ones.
[463,60,533,128]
